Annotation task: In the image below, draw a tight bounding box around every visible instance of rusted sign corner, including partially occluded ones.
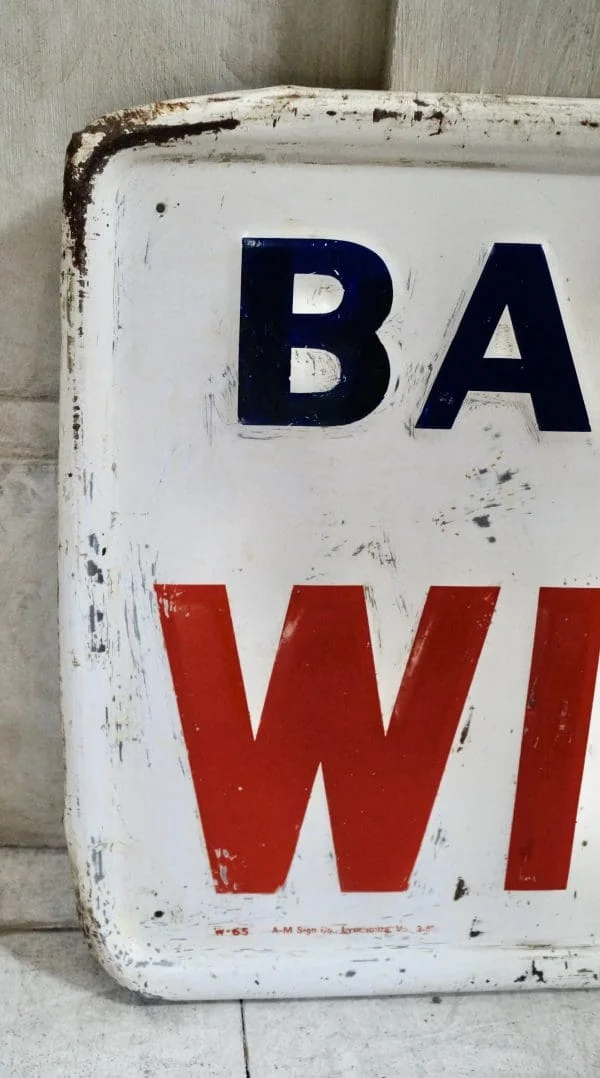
[62,86,360,281]
[63,95,240,279]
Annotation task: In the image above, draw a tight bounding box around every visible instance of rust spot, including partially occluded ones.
[428,109,445,136]
[497,469,515,484]
[280,90,317,102]
[87,559,104,583]
[531,960,546,983]
[72,400,82,446]
[454,876,469,900]
[373,108,402,123]
[457,714,471,751]
[89,602,107,653]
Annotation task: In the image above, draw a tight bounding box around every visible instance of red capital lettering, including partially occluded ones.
[506,588,600,890]
[156,584,498,893]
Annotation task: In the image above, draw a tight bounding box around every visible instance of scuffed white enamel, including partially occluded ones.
[61,87,600,999]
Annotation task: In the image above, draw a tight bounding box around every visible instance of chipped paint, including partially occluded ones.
[60,86,600,1001]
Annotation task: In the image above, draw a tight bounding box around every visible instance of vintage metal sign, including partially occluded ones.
[61,87,600,999]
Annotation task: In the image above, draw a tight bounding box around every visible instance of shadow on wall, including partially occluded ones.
[0,930,153,1006]
[0,195,63,844]
[0,199,62,400]
[0,456,62,845]
[224,0,393,89]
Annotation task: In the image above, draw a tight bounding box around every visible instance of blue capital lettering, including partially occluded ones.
[238,238,393,426]
[416,243,590,432]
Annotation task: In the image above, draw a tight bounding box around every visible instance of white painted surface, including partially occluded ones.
[387,0,600,96]
[61,88,600,998]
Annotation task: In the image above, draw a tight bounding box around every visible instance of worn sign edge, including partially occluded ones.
[59,86,600,999]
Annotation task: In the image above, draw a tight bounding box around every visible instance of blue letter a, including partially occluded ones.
[417,243,590,432]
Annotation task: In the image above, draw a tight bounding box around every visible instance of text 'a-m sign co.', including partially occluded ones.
[61,89,600,1000]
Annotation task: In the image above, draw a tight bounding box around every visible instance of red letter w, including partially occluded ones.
[155,584,498,893]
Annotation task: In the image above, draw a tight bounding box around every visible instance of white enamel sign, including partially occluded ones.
[61,88,600,999]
